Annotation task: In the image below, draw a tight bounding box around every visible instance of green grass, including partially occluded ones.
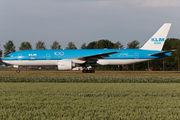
[1,83,180,119]
[1,75,180,83]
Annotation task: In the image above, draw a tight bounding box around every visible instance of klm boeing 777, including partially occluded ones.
[2,23,173,73]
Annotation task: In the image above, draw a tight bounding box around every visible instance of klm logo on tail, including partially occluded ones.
[151,38,165,44]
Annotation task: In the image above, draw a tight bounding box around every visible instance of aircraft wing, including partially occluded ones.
[73,51,120,64]
[150,50,176,56]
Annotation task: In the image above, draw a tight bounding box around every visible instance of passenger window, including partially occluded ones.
[6,55,10,57]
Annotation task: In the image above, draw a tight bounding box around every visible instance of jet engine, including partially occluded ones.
[57,60,75,70]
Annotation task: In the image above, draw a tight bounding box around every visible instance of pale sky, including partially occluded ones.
[0,0,180,50]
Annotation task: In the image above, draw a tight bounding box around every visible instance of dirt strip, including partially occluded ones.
[1,71,180,77]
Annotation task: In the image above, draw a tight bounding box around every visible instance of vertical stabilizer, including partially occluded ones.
[140,23,171,51]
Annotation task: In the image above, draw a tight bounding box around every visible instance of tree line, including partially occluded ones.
[0,38,180,71]
[0,39,139,57]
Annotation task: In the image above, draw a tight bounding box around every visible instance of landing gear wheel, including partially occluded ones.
[82,69,95,73]
[16,70,20,73]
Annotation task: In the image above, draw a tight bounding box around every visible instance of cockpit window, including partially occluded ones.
[6,55,10,57]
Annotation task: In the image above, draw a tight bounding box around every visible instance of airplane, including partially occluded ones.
[2,23,173,73]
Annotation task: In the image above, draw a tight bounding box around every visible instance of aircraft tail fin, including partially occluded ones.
[140,23,171,51]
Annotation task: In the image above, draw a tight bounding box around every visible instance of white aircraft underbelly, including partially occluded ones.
[4,59,152,66]
[97,59,151,65]
[3,60,58,66]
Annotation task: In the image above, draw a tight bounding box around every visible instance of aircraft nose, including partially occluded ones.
[2,57,5,62]
[2,57,8,63]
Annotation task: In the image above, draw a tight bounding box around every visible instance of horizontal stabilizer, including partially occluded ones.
[150,50,176,56]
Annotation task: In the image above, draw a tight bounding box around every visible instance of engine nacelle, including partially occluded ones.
[57,60,75,70]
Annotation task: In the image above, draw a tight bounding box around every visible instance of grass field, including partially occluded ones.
[1,75,180,83]
[1,83,180,119]
[1,71,180,119]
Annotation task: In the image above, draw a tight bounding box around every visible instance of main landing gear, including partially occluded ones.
[16,70,20,73]
[82,64,95,73]
[82,69,95,73]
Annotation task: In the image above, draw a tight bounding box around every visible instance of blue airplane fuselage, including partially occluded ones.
[2,49,170,61]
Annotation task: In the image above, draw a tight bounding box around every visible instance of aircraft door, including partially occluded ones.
[46,53,51,60]
[18,54,22,60]
[134,53,139,59]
